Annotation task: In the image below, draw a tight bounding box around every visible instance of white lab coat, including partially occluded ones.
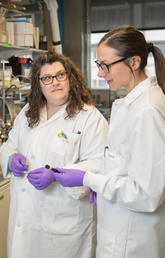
[0,103,108,258]
[84,77,165,258]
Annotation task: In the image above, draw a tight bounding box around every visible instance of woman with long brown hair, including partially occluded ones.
[54,25,165,258]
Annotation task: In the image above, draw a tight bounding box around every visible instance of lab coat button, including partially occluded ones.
[22,188,25,192]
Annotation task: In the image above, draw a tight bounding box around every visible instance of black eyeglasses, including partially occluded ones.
[40,71,67,85]
[95,57,129,73]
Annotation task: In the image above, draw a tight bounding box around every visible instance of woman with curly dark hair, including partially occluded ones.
[26,51,94,127]
[0,51,108,258]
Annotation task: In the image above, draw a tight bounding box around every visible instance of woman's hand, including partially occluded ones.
[27,167,56,190]
[9,153,28,177]
[54,168,85,187]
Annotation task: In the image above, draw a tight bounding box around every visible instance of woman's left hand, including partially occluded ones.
[89,189,97,205]
[54,168,86,187]
[27,167,56,190]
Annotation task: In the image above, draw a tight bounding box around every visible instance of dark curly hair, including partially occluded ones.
[26,51,94,128]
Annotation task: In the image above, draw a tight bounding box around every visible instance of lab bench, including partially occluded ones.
[0,176,10,258]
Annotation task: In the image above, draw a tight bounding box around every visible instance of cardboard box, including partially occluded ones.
[33,27,39,49]
[15,33,33,47]
[14,22,33,34]
[6,22,15,45]
[0,17,6,31]
[0,29,8,43]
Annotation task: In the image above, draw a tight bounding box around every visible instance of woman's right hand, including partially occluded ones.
[9,153,28,177]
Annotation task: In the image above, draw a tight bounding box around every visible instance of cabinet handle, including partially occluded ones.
[0,195,4,200]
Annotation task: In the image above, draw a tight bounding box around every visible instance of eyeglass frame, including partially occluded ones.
[40,71,67,85]
[94,57,129,73]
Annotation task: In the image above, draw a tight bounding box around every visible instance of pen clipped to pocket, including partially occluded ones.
[104,146,109,157]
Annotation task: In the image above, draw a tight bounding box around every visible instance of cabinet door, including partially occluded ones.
[0,182,10,258]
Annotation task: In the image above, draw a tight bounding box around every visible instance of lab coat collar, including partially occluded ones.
[114,77,157,106]
[40,103,68,124]
[124,76,157,105]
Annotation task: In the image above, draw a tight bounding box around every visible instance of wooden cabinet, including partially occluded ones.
[0,179,10,258]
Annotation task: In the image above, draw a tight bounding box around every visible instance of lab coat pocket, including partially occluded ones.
[41,189,79,235]
[104,149,125,176]
[48,132,81,166]
[62,132,81,165]
[97,226,126,258]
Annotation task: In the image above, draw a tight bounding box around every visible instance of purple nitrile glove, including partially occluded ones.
[9,153,28,177]
[54,168,86,187]
[27,167,56,190]
[89,189,97,205]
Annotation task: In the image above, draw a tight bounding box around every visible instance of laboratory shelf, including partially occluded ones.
[0,42,46,59]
